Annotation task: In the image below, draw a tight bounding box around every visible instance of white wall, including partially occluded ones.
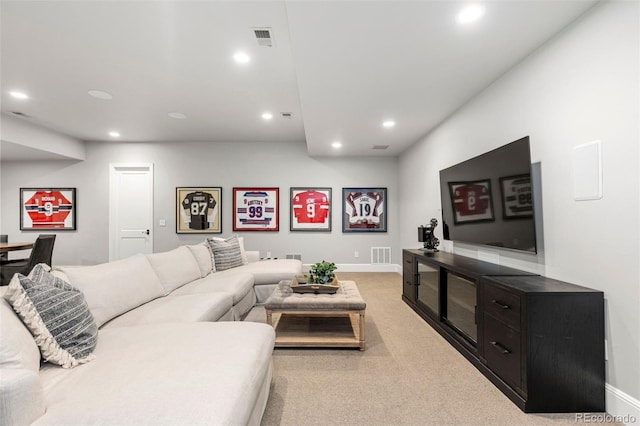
[399,0,639,408]
[1,140,399,267]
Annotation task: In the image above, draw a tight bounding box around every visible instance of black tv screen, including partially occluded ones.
[439,136,537,253]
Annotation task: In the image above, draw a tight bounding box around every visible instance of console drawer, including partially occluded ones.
[484,315,522,390]
[483,282,521,330]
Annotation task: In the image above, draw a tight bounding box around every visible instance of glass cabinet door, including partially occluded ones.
[417,261,439,318]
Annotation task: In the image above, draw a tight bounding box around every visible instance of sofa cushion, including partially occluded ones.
[170,268,254,304]
[186,242,215,276]
[146,246,202,294]
[36,322,275,425]
[242,259,302,285]
[4,264,98,368]
[57,254,165,328]
[0,288,41,372]
[101,293,234,328]
[207,235,244,271]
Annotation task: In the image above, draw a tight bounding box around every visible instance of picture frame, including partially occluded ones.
[499,174,533,219]
[176,187,222,234]
[233,187,279,231]
[20,188,77,231]
[448,179,495,224]
[342,187,387,232]
[290,187,332,232]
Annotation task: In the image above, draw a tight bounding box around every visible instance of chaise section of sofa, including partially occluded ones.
[34,322,275,425]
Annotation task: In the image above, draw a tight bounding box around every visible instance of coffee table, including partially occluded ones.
[265,280,366,350]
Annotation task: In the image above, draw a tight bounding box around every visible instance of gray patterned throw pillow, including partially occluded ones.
[5,263,98,368]
[207,235,244,271]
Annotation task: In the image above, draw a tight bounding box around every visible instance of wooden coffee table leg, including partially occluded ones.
[266,309,273,326]
[359,310,366,351]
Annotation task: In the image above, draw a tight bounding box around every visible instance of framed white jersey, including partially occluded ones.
[176,187,221,233]
[290,187,331,231]
[342,188,387,232]
[448,180,495,224]
[499,174,533,218]
[233,187,279,231]
[20,188,76,230]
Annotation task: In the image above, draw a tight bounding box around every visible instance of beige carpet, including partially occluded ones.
[245,272,611,426]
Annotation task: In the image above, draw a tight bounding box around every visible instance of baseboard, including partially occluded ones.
[303,263,401,273]
[603,383,640,425]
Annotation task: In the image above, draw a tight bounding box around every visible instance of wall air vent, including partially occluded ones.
[281,112,293,119]
[372,145,390,150]
[252,28,273,47]
[286,253,302,261]
[371,247,391,264]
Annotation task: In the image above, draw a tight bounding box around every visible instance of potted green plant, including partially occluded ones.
[308,260,337,284]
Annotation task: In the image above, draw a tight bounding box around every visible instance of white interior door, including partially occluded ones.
[109,164,154,261]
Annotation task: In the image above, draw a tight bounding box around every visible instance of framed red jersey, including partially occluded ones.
[448,180,495,224]
[290,187,331,231]
[20,188,76,230]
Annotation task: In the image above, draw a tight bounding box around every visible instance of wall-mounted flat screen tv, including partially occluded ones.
[439,136,537,253]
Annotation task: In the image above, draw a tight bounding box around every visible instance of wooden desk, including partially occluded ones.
[0,242,34,253]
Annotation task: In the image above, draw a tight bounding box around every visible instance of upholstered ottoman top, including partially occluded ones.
[265,280,366,311]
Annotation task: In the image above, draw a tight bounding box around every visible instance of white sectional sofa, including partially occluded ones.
[0,241,302,425]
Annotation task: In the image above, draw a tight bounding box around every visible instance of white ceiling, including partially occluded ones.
[1,0,598,159]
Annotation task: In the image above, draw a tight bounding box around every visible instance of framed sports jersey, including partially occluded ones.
[20,188,76,231]
[342,187,387,232]
[499,174,533,219]
[448,180,495,224]
[233,187,279,232]
[290,187,331,232]
[176,187,222,234]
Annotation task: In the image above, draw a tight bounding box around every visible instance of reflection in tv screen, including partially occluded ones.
[439,136,537,254]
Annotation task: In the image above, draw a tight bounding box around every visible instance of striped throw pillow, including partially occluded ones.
[4,264,98,368]
[207,235,244,271]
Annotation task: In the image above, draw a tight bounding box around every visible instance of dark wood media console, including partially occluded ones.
[402,249,605,413]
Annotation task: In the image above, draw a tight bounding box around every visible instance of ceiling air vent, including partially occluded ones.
[281,112,293,119]
[372,145,390,150]
[252,28,273,47]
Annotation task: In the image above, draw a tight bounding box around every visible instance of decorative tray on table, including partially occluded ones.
[290,275,340,294]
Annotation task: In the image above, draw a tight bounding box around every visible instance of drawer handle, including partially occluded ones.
[491,299,510,310]
[490,341,511,354]
[405,260,412,264]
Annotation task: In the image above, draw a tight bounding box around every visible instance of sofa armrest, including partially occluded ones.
[245,251,260,263]
[0,369,46,425]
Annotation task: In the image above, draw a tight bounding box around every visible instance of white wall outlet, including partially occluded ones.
[159,219,166,227]
[266,251,272,258]
[354,251,359,258]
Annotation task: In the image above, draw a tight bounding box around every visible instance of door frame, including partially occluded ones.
[108,163,154,261]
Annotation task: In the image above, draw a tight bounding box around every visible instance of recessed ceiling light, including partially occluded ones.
[88,90,113,100]
[382,120,396,128]
[233,52,251,64]
[108,131,120,138]
[332,141,342,149]
[9,91,29,100]
[168,112,187,119]
[262,112,273,120]
[457,4,485,24]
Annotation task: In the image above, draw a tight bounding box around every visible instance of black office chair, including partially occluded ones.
[0,234,56,286]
